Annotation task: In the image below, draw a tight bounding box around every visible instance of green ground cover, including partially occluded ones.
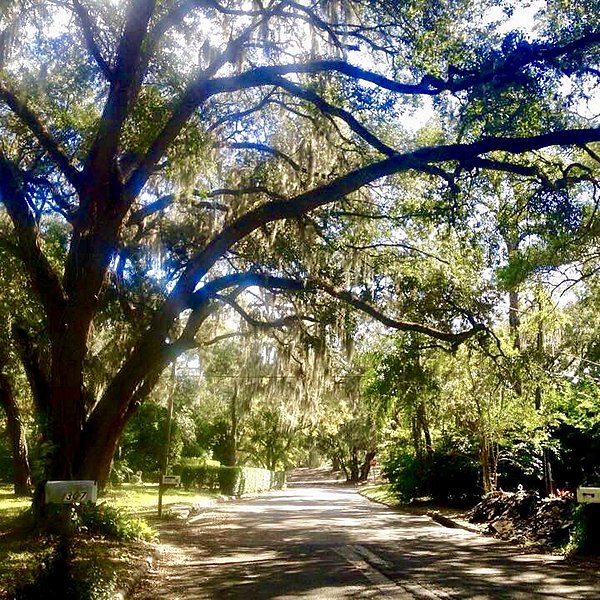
[359,484,403,508]
[0,483,216,598]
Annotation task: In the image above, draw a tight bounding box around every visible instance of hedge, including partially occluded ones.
[174,461,286,496]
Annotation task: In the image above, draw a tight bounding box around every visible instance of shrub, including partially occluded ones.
[428,450,480,505]
[219,466,286,496]
[77,504,157,542]
[218,466,244,496]
[384,449,428,502]
[13,538,116,600]
[384,446,481,504]
[175,461,286,496]
[568,504,600,555]
[175,459,221,490]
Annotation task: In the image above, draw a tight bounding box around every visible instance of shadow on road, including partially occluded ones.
[136,476,600,599]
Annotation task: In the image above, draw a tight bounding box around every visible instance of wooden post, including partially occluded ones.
[158,363,176,518]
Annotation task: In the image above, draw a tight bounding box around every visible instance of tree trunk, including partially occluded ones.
[411,415,422,463]
[224,390,238,466]
[506,237,522,396]
[348,446,360,482]
[0,370,32,496]
[479,441,497,495]
[359,450,376,481]
[416,402,433,460]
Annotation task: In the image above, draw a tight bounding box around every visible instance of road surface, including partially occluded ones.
[132,475,600,599]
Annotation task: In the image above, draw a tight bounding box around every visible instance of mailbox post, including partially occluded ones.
[44,480,97,535]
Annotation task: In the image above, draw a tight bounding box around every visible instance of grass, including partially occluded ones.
[0,487,32,529]
[359,483,403,508]
[0,482,217,598]
[102,482,217,516]
[359,483,474,520]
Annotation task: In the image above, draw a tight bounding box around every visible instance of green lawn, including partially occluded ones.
[0,483,216,598]
[0,487,31,529]
[0,482,215,523]
[359,483,403,508]
[102,482,217,516]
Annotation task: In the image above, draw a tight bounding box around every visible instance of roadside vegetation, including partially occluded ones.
[0,483,215,599]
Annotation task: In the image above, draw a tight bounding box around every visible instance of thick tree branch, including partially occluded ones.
[127,191,229,226]
[128,32,600,200]
[313,280,486,345]
[84,0,155,181]
[122,126,600,358]
[228,142,302,171]
[0,152,68,331]
[168,126,600,317]
[72,0,113,80]
[0,83,82,188]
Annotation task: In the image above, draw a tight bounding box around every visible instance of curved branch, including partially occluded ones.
[189,272,304,309]
[171,126,600,306]
[218,296,316,330]
[119,127,600,416]
[0,83,82,188]
[269,74,397,157]
[72,0,113,80]
[0,151,68,330]
[228,141,302,171]
[313,280,486,345]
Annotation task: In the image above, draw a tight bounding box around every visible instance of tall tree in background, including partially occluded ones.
[1,0,600,492]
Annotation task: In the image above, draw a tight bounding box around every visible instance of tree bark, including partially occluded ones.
[0,369,31,496]
[479,440,497,495]
[224,389,238,467]
[359,450,376,480]
[12,325,51,417]
[348,446,360,482]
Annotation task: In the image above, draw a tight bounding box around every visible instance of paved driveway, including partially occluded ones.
[132,481,600,599]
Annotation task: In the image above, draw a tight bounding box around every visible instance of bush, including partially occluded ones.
[175,458,221,490]
[218,466,244,496]
[384,450,427,502]
[77,504,157,542]
[12,538,116,600]
[568,504,600,555]
[383,446,481,504]
[176,460,286,496]
[428,450,480,504]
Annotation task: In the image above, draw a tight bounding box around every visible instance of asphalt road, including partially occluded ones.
[133,478,600,599]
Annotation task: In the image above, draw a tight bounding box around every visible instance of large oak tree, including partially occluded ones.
[1,0,599,489]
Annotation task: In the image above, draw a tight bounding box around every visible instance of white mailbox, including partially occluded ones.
[45,480,98,504]
[162,475,181,486]
[576,487,600,504]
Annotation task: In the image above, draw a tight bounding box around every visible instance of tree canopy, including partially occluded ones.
[1,0,600,489]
